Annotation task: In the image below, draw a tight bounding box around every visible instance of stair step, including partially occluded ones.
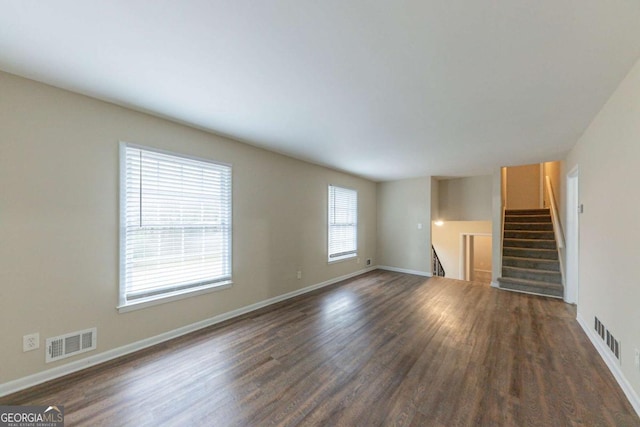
[503,238,556,250]
[497,277,563,298]
[505,222,554,231]
[503,247,558,260]
[505,209,550,216]
[502,266,562,284]
[504,230,555,240]
[502,256,560,271]
[505,215,552,223]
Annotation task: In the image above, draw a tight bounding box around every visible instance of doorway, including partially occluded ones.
[565,167,579,304]
[460,233,492,284]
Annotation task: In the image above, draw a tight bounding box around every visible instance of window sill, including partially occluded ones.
[117,281,233,313]
[328,254,357,264]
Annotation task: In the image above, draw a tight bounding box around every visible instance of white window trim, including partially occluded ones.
[118,142,233,313]
[327,184,358,263]
[117,282,233,313]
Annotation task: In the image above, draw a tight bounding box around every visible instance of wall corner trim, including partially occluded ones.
[490,281,500,288]
[0,266,378,398]
[577,313,640,417]
[377,266,432,277]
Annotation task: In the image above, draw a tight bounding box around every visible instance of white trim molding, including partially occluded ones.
[577,313,640,417]
[377,266,432,277]
[0,266,377,398]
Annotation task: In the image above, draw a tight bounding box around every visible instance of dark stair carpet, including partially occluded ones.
[498,209,564,298]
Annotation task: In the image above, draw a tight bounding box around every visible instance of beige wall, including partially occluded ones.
[0,72,377,384]
[473,235,492,274]
[377,177,432,274]
[543,161,561,208]
[438,175,492,221]
[431,176,440,220]
[431,221,492,280]
[505,163,541,209]
[566,56,640,401]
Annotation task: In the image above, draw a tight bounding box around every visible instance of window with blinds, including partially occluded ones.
[119,143,232,309]
[328,185,358,262]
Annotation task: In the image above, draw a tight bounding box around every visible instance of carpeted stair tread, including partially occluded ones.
[503,238,557,249]
[502,256,560,271]
[505,215,553,223]
[503,247,558,260]
[497,277,563,298]
[504,230,555,240]
[505,209,550,215]
[505,222,554,231]
[502,265,562,280]
[498,276,563,289]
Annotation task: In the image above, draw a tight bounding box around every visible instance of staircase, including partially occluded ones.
[432,245,445,277]
[498,209,563,298]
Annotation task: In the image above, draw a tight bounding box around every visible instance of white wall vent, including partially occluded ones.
[46,327,97,363]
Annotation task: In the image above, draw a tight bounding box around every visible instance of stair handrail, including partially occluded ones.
[432,245,445,277]
[545,176,565,249]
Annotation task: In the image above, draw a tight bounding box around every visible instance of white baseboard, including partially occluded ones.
[377,266,432,277]
[0,266,377,398]
[576,313,640,417]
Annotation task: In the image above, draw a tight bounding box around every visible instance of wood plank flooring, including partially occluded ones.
[2,271,639,426]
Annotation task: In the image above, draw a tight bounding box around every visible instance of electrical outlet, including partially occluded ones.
[23,333,39,352]
[296,270,302,280]
[366,258,371,266]
[634,348,640,371]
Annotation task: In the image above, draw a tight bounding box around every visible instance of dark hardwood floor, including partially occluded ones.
[3,271,639,426]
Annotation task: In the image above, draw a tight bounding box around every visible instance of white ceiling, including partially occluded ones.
[1,1,639,181]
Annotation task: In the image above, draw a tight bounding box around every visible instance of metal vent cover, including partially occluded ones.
[46,327,97,363]
[594,316,621,363]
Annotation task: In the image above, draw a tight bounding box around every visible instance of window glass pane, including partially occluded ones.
[121,145,232,305]
[328,185,357,261]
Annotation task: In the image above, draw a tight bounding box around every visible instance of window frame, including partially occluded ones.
[327,184,358,263]
[118,142,233,313]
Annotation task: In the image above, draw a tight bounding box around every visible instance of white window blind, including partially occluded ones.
[120,144,232,308]
[328,185,357,262]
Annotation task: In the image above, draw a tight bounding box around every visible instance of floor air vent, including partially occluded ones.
[594,317,605,339]
[46,327,97,363]
[594,316,620,362]
[606,331,620,360]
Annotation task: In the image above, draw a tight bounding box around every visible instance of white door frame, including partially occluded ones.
[565,166,579,304]
[460,233,492,281]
